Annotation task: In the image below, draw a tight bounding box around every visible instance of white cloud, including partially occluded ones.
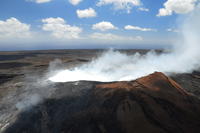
[77,8,97,18]
[167,28,180,33]
[42,17,82,39]
[69,0,82,5]
[157,0,197,16]
[124,25,156,32]
[27,0,52,4]
[0,17,31,39]
[97,0,141,13]
[138,7,149,12]
[92,21,118,31]
[89,32,143,41]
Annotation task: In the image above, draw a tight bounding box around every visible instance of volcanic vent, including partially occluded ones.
[4,72,200,133]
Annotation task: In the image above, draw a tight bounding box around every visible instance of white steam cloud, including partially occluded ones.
[49,6,200,82]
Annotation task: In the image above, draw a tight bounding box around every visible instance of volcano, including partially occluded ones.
[3,72,200,133]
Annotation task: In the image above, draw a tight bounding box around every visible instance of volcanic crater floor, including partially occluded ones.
[0,49,200,133]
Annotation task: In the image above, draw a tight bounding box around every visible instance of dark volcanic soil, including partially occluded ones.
[3,72,200,133]
[0,49,200,133]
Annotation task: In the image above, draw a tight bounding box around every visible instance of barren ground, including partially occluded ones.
[0,49,200,132]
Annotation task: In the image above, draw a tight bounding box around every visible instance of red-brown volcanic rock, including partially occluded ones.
[93,72,200,133]
[4,72,200,133]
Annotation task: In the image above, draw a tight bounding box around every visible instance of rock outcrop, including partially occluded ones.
[4,72,200,133]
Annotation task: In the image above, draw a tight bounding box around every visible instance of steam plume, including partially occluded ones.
[49,6,200,82]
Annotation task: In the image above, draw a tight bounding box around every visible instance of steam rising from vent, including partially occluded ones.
[49,6,200,82]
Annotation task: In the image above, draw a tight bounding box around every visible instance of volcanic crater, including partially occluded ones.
[0,50,200,133]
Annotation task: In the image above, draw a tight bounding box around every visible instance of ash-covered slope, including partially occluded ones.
[4,72,200,133]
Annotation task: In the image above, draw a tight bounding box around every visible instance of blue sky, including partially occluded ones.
[0,0,198,50]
